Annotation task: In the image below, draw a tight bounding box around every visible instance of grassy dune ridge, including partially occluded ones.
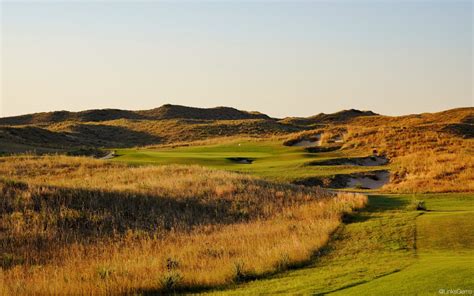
[281,109,473,193]
[340,109,473,193]
[0,156,367,294]
[342,124,473,193]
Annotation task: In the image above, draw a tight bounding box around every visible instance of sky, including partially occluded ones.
[1,0,472,118]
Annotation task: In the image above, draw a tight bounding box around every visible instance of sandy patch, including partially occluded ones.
[293,140,319,147]
[333,135,344,143]
[100,151,116,160]
[309,156,388,167]
[347,171,390,189]
[292,134,322,147]
[342,156,388,166]
[293,170,390,189]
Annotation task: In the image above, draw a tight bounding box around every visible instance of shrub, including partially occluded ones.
[409,199,427,211]
[233,261,247,283]
[97,266,114,280]
[275,253,290,271]
[160,271,183,291]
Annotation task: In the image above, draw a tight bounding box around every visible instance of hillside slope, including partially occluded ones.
[0,104,270,126]
[282,107,473,193]
[140,104,271,120]
[0,106,472,158]
[279,109,378,126]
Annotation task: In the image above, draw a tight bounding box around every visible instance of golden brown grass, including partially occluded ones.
[382,150,473,192]
[46,118,302,146]
[0,156,367,294]
[343,124,473,193]
[281,108,473,193]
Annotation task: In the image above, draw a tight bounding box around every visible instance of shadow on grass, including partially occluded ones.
[314,268,403,295]
[341,195,408,224]
[67,123,163,147]
[365,195,409,212]
[135,194,411,295]
[1,179,257,268]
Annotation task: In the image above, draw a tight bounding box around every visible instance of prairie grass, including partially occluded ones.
[342,124,473,193]
[280,108,473,193]
[0,156,367,294]
[47,118,302,146]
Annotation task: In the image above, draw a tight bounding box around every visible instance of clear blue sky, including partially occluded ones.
[1,0,472,118]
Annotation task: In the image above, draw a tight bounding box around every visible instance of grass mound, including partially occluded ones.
[0,104,271,126]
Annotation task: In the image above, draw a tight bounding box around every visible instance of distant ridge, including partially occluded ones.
[139,104,271,121]
[279,109,378,126]
[0,105,471,154]
[0,104,271,125]
[309,109,377,123]
[3,106,471,127]
[0,109,146,126]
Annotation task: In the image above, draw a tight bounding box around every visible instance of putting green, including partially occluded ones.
[112,140,387,183]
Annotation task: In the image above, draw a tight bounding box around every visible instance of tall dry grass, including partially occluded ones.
[343,123,473,193]
[0,156,367,294]
[281,108,473,193]
[382,151,473,192]
[47,117,302,146]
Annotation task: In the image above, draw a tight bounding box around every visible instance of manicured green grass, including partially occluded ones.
[333,194,474,296]
[205,193,474,295]
[112,140,386,182]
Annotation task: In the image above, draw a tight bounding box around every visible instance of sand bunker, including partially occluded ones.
[310,156,388,166]
[291,134,322,147]
[327,134,344,144]
[293,140,320,147]
[350,156,388,166]
[227,157,254,164]
[333,135,344,143]
[100,151,116,160]
[293,170,390,190]
[346,170,390,189]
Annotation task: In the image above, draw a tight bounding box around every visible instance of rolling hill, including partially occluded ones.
[3,105,471,153]
[0,105,472,294]
[0,104,271,126]
[0,104,286,152]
